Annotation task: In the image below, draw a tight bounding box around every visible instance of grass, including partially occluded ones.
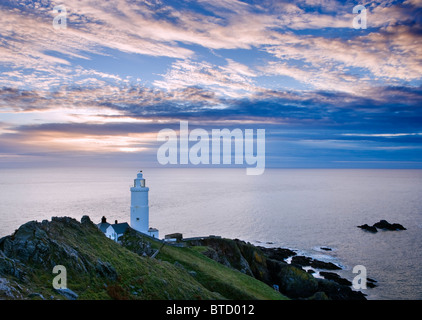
[9,219,221,300]
[3,218,287,300]
[151,241,288,300]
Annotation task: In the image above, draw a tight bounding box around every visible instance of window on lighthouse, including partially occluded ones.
[141,179,145,187]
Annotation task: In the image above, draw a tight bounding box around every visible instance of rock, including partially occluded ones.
[174,261,185,270]
[358,224,378,233]
[308,291,330,300]
[119,228,155,257]
[266,259,318,298]
[81,215,93,225]
[0,255,27,281]
[191,238,255,277]
[373,220,406,231]
[291,256,341,270]
[310,260,341,271]
[366,278,377,288]
[320,247,332,251]
[28,292,45,300]
[320,272,352,286]
[0,277,23,299]
[359,220,406,232]
[13,221,38,241]
[95,259,118,281]
[184,236,366,300]
[291,256,312,267]
[317,278,366,300]
[258,247,297,261]
[55,288,78,300]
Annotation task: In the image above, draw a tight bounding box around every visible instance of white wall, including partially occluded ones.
[130,188,149,233]
[105,225,117,242]
[148,229,159,239]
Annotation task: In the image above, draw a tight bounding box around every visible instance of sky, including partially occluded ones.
[0,0,421,169]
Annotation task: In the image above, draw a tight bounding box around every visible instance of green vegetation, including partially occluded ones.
[0,217,286,300]
[121,228,287,300]
[154,243,286,300]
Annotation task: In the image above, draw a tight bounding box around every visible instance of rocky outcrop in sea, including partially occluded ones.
[185,237,367,300]
[358,220,406,233]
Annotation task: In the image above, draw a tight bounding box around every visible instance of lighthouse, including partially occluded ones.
[130,171,159,238]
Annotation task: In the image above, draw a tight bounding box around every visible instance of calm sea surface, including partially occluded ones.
[0,167,421,300]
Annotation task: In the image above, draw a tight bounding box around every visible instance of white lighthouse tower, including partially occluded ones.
[130,171,159,238]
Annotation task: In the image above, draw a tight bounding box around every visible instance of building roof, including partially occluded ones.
[97,222,111,233]
[109,222,130,235]
[165,233,182,239]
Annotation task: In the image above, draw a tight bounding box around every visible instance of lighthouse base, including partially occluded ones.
[147,228,159,239]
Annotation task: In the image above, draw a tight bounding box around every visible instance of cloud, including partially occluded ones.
[1,0,420,93]
[0,0,421,167]
[154,59,258,97]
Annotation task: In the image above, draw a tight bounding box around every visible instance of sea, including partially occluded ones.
[0,167,421,300]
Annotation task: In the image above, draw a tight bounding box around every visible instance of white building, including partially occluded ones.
[130,171,159,239]
[97,217,129,242]
[97,171,159,241]
[106,221,130,242]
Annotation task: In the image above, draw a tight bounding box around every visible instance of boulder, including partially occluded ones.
[291,256,341,270]
[55,288,78,300]
[316,278,366,300]
[28,292,45,300]
[358,220,406,232]
[81,215,93,225]
[373,220,406,231]
[365,277,377,288]
[357,224,378,233]
[291,256,312,267]
[0,277,24,299]
[257,247,297,261]
[266,259,318,298]
[320,271,352,286]
[310,260,341,270]
[95,259,118,281]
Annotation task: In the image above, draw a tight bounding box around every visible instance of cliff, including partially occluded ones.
[0,216,366,300]
[0,216,284,300]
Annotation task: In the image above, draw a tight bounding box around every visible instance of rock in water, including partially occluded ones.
[320,272,352,286]
[257,247,297,261]
[373,220,406,231]
[357,224,378,233]
[291,256,341,270]
[291,256,313,267]
[310,260,341,271]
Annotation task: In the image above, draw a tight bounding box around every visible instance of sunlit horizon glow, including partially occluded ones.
[0,0,421,169]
